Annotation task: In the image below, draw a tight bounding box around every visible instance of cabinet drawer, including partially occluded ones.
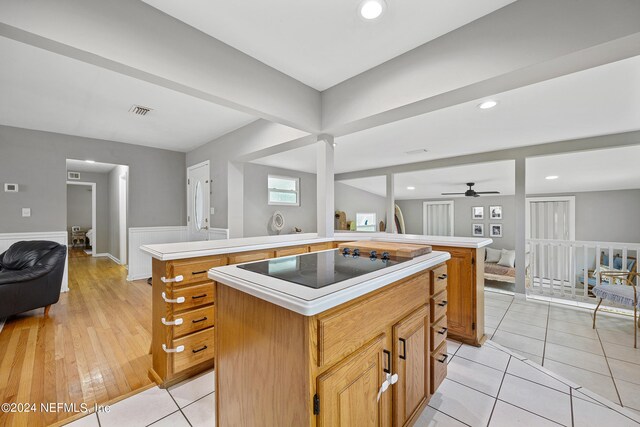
[169,283,215,313]
[430,341,448,394]
[308,242,333,252]
[430,264,448,296]
[430,289,448,323]
[172,327,215,373]
[317,272,429,367]
[274,246,308,257]
[430,315,447,352]
[227,250,274,265]
[170,305,215,338]
[168,256,226,287]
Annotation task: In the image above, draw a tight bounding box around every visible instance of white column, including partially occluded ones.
[227,161,244,238]
[317,134,335,237]
[386,173,396,233]
[515,157,527,295]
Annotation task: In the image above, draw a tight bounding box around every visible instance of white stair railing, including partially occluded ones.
[527,239,640,302]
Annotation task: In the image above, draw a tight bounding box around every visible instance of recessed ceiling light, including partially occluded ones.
[85,160,95,164]
[333,143,337,147]
[359,0,386,20]
[545,175,559,180]
[407,186,415,190]
[478,100,498,110]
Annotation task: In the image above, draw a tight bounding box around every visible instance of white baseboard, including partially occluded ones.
[94,253,122,265]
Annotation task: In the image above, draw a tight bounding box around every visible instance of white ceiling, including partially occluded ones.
[337,145,640,199]
[142,0,516,91]
[0,37,257,152]
[66,159,118,173]
[251,54,640,174]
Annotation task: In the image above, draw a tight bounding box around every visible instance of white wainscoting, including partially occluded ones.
[127,226,229,281]
[0,231,69,292]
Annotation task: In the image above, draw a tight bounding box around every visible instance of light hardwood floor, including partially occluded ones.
[0,253,153,426]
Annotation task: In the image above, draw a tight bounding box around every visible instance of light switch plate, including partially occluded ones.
[22,208,31,217]
[210,207,215,215]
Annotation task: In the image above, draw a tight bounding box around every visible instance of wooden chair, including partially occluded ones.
[592,271,640,348]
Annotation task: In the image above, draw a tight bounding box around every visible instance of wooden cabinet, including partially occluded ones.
[215,264,448,427]
[393,305,429,427]
[275,245,308,257]
[227,249,274,264]
[430,245,485,346]
[317,335,389,427]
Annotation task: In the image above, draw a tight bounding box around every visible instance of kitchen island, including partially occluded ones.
[141,233,489,393]
[209,248,450,426]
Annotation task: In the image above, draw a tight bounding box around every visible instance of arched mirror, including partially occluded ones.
[194,179,206,230]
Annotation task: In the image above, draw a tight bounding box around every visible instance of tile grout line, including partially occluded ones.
[569,388,575,427]
[486,355,510,426]
[164,389,194,427]
[542,298,552,366]
[594,325,624,407]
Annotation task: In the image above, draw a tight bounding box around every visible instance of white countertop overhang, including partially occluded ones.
[141,232,491,261]
[208,250,451,316]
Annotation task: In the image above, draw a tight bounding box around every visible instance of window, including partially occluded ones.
[268,175,300,206]
[356,213,377,232]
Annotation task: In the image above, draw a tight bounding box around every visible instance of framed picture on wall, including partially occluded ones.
[490,223,503,238]
[472,223,484,237]
[489,205,503,219]
[472,206,484,219]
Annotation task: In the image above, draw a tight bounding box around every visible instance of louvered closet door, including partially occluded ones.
[423,202,454,236]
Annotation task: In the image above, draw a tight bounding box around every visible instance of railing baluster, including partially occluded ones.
[583,245,589,299]
[595,245,601,288]
[570,243,576,299]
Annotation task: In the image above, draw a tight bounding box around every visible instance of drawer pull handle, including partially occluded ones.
[399,338,407,360]
[438,300,448,307]
[192,294,207,299]
[192,317,208,323]
[437,354,449,363]
[383,349,391,374]
[161,317,183,326]
[161,275,184,283]
[437,327,448,335]
[438,274,447,280]
[162,344,184,353]
[162,292,185,304]
[192,270,207,275]
[192,345,208,354]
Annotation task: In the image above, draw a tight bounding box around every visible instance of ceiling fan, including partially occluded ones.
[441,182,500,198]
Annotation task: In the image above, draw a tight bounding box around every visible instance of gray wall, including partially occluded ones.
[66,185,92,230]
[397,196,515,250]
[397,189,640,250]
[0,126,186,236]
[243,163,317,237]
[108,165,129,261]
[334,182,387,231]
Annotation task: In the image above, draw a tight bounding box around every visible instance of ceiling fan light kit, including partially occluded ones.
[441,182,500,198]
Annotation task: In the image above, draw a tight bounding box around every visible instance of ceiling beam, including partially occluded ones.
[322,0,640,137]
[334,130,640,180]
[0,0,321,133]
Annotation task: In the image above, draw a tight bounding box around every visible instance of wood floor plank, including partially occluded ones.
[0,253,153,426]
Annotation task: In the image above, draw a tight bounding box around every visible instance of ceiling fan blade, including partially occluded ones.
[475,191,501,194]
[441,192,465,195]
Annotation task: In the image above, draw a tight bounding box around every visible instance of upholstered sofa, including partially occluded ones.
[0,241,67,318]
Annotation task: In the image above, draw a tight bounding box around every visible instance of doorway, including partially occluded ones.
[187,161,211,241]
[66,181,96,256]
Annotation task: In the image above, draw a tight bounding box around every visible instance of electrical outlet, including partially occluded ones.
[22,208,31,217]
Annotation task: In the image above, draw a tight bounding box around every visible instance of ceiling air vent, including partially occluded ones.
[128,105,153,116]
[68,172,81,180]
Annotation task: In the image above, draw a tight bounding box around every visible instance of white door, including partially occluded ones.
[187,161,211,241]
[423,201,455,236]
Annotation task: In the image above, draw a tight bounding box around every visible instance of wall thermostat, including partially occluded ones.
[4,183,18,192]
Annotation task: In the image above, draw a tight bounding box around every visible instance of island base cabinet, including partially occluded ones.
[215,265,447,427]
[393,305,430,427]
[316,335,390,427]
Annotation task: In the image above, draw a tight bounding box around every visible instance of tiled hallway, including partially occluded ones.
[485,290,640,414]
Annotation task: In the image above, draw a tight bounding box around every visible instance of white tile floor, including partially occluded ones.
[65,292,640,426]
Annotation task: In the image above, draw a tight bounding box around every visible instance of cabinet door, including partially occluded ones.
[431,246,475,340]
[317,335,390,427]
[393,305,429,427]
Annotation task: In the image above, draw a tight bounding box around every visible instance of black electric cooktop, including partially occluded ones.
[237,249,410,289]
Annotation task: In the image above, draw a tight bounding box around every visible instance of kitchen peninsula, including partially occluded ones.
[141,233,490,425]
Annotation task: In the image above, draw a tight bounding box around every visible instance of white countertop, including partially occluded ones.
[141,232,491,261]
[208,249,451,316]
